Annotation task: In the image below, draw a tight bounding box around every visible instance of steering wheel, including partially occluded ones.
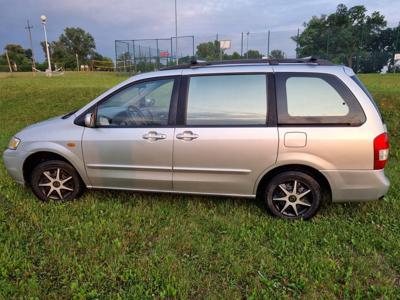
[125,105,146,126]
[97,115,112,126]
[145,98,156,107]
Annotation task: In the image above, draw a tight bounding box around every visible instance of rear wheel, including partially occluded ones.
[265,171,321,220]
[30,160,84,201]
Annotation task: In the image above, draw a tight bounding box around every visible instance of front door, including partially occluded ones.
[82,77,179,191]
[173,72,278,196]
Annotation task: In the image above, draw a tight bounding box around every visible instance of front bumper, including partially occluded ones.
[3,149,26,185]
[321,169,390,202]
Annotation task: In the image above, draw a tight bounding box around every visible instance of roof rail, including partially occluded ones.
[160,57,334,70]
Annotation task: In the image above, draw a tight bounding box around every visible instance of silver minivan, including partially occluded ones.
[3,59,390,219]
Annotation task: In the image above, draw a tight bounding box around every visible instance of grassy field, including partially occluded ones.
[0,71,399,299]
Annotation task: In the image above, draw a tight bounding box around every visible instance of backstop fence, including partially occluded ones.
[115,36,195,74]
[115,29,400,74]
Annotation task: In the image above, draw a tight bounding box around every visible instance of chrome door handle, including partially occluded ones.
[142,131,167,141]
[176,131,199,141]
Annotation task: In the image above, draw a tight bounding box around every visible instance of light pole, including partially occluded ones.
[40,15,52,76]
[174,0,178,65]
[246,32,250,59]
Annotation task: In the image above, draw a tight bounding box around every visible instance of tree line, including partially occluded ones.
[294,4,400,72]
[0,27,113,72]
[194,40,285,61]
[193,4,399,72]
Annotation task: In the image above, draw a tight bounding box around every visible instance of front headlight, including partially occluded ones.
[8,137,21,150]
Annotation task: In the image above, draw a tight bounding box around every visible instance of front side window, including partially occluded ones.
[276,73,365,125]
[186,74,267,126]
[96,78,175,127]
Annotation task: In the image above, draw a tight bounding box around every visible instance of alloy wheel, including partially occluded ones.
[38,167,75,200]
[271,179,313,217]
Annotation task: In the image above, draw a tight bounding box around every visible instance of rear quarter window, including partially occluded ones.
[351,75,383,122]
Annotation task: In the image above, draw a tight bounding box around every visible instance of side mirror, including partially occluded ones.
[84,113,94,128]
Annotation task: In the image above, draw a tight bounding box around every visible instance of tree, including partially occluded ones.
[196,40,221,60]
[221,51,242,60]
[360,24,400,72]
[229,51,241,60]
[243,50,262,59]
[3,44,31,67]
[42,27,97,69]
[90,51,106,61]
[24,49,33,60]
[270,49,285,59]
[293,4,387,71]
[59,27,96,64]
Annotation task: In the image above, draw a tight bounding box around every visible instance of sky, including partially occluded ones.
[0,0,399,62]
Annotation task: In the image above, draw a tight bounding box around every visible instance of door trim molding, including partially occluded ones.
[86,164,172,171]
[173,167,251,174]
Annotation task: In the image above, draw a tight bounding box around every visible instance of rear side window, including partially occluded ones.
[286,77,349,116]
[186,74,267,126]
[276,73,366,126]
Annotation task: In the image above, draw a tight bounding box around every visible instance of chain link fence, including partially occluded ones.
[115,36,195,74]
[115,31,299,74]
[116,28,400,74]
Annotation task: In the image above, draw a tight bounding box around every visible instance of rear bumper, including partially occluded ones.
[3,149,26,185]
[321,169,390,202]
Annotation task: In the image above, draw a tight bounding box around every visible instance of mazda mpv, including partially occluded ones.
[3,58,390,219]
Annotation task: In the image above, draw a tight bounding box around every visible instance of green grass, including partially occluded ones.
[0,72,399,299]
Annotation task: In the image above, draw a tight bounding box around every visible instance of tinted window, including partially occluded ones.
[186,74,267,126]
[96,79,174,127]
[276,73,366,126]
[286,77,349,116]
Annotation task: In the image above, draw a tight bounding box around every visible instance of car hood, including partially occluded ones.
[22,115,63,131]
[15,114,81,142]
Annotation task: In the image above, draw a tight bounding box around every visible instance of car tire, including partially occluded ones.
[30,160,84,201]
[265,171,321,220]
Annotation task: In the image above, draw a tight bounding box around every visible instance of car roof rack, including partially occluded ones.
[160,57,334,70]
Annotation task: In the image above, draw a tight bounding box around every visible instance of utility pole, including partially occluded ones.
[156,39,160,70]
[267,30,270,57]
[5,49,12,72]
[174,0,178,65]
[246,32,250,59]
[296,28,300,58]
[241,32,244,57]
[25,19,36,72]
[192,35,195,58]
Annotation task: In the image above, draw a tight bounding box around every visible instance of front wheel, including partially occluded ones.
[265,171,321,220]
[30,160,84,201]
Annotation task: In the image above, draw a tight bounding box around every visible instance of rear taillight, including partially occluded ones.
[374,133,389,169]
